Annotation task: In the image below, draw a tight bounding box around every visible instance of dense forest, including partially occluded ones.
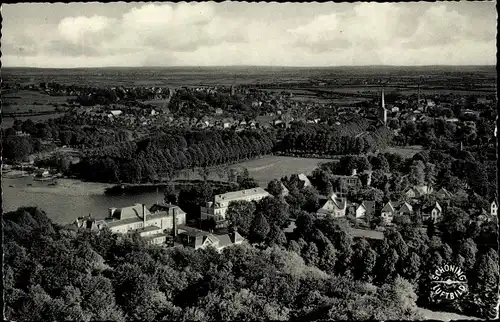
[275,121,393,155]
[4,194,498,322]
[73,129,276,183]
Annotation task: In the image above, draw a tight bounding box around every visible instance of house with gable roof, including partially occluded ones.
[380,201,413,224]
[491,198,498,217]
[317,193,347,218]
[422,201,443,223]
[355,201,376,218]
[405,185,433,199]
[176,225,245,251]
[435,187,453,199]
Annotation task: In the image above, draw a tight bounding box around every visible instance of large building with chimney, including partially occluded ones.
[200,187,271,227]
[75,203,186,245]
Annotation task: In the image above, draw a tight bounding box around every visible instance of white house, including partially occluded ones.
[355,201,376,218]
[317,193,347,218]
[491,199,498,217]
[422,201,443,223]
[380,201,413,224]
[200,187,271,226]
[109,110,123,117]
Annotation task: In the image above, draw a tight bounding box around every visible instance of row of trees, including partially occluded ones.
[276,122,393,156]
[73,129,276,183]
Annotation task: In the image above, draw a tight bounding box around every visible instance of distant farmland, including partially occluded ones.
[2,90,74,114]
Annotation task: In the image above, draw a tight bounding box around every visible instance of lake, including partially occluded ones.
[2,156,330,224]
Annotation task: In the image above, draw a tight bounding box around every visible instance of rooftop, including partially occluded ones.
[215,187,270,203]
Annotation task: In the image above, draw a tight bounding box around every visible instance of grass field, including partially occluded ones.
[175,155,330,187]
[3,90,75,113]
[384,145,424,158]
[417,307,482,321]
[2,113,66,129]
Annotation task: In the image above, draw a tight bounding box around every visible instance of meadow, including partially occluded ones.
[384,145,424,158]
[2,90,75,114]
[175,155,332,187]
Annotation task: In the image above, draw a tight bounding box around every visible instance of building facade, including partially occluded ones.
[200,187,271,225]
[317,193,347,218]
[76,203,187,245]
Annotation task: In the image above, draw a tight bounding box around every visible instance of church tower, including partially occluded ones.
[378,88,387,125]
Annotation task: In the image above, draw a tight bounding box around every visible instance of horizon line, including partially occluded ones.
[2,64,495,69]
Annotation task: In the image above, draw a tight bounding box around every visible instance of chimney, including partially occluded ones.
[109,207,116,219]
[143,204,147,226]
[352,169,357,176]
[172,207,178,238]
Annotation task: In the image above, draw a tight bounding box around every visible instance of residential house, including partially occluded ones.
[477,208,492,223]
[177,225,245,251]
[491,199,498,217]
[405,185,433,199]
[280,182,290,197]
[331,169,370,192]
[380,201,413,224]
[422,201,443,223]
[200,187,271,227]
[215,107,223,115]
[355,201,376,219]
[317,193,347,218]
[288,173,313,189]
[109,110,123,117]
[255,115,273,129]
[35,169,50,178]
[76,203,187,245]
[435,187,453,199]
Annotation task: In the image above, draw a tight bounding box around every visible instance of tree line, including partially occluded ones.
[276,122,393,156]
[72,129,276,183]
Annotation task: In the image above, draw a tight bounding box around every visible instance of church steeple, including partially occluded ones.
[381,88,385,109]
[379,88,387,125]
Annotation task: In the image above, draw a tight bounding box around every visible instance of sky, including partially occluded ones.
[2,1,497,68]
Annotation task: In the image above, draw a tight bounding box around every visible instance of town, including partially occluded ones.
[2,2,498,320]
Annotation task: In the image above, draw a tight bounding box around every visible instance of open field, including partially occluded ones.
[175,155,331,187]
[384,145,424,158]
[2,113,66,129]
[417,308,482,321]
[2,90,75,113]
[3,66,495,88]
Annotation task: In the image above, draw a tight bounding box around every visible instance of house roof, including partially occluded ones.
[318,194,347,214]
[436,187,453,198]
[105,216,142,228]
[113,204,149,220]
[214,187,270,204]
[360,201,376,215]
[382,202,396,213]
[280,182,290,195]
